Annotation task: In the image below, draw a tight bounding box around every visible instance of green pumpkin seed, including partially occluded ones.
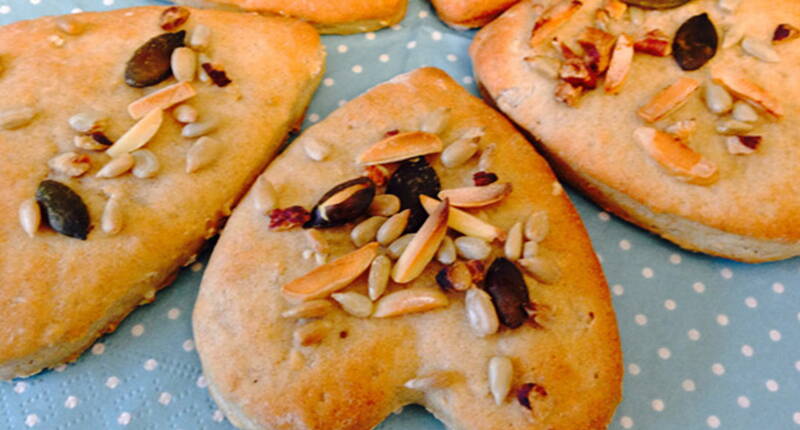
[673,13,718,71]
[125,31,186,88]
[35,180,90,240]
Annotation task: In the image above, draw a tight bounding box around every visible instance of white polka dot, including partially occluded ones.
[338,100,347,107]
[144,358,158,371]
[406,40,417,49]
[772,282,785,294]
[716,314,730,326]
[462,76,474,84]
[669,253,682,264]
[682,379,696,392]
[308,113,320,123]
[323,78,334,87]
[665,299,677,311]
[182,339,195,352]
[336,44,348,53]
[14,382,28,394]
[642,267,654,278]
[158,392,172,405]
[795,361,800,372]
[693,282,706,293]
[379,54,390,63]
[91,343,105,355]
[131,324,145,337]
[612,284,624,296]
[30,0,41,5]
[651,399,665,412]
[71,8,83,13]
[352,65,363,74]
[117,412,131,426]
[391,24,402,30]
[769,329,782,342]
[197,375,208,388]
[688,329,701,341]
[190,262,204,272]
[720,267,733,279]
[620,416,634,429]
[741,344,754,357]
[431,31,442,41]
[0,6,11,14]
[737,396,750,408]
[598,211,611,221]
[707,415,721,428]
[365,32,376,40]
[745,296,758,308]
[619,239,631,250]
[628,363,641,376]
[766,379,779,392]
[446,54,458,62]
[418,10,429,18]
[167,308,181,320]
[712,363,726,375]
[212,410,225,422]
[25,414,39,427]
[635,314,648,325]
[658,347,672,360]
[64,395,79,409]
[793,412,800,425]
[102,0,114,5]
[106,376,120,389]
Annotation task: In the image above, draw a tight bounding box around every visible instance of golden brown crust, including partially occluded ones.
[432,0,521,29]
[471,0,800,261]
[0,6,325,380]
[194,67,621,430]
[175,0,408,34]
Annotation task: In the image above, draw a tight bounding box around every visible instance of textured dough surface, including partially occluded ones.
[471,0,800,262]
[0,7,324,380]
[194,67,621,430]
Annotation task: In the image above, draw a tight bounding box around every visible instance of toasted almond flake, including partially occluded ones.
[130,149,159,179]
[704,82,733,114]
[741,37,780,63]
[351,216,387,247]
[392,199,449,283]
[96,153,135,178]
[68,111,107,133]
[171,47,197,82]
[711,65,783,117]
[293,320,330,346]
[436,236,457,265]
[331,292,373,318]
[101,196,124,235]
[441,138,479,168]
[420,195,505,242]
[282,242,379,301]
[358,131,443,165]
[373,287,449,317]
[466,288,500,337]
[48,152,91,177]
[518,257,561,284]
[303,137,330,161]
[377,209,409,245]
[638,77,700,123]
[368,194,400,217]
[182,119,217,138]
[0,106,36,130]
[387,234,415,259]
[419,107,450,134]
[438,183,511,208]
[523,241,539,258]
[454,236,491,260]
[732,101,759,123]
[504,222,524,261]
[55,16,84,35]
[530,0,583,47]
[716,119,754,135]
[305,229,329,254]
[128,82,196,120]
[106,108,163,158]
[725,136,756,155]
[665,120,697,142]
[173,104,198,124]
[281,300,333,319]
[604,33,634,94]
[189,24,211,51]
[186,136,221,173]
[633,127,718,185]
[524,211,549,242]
[404,371,455,391]
[368,255,392,300]
[722,23,745,49]
[254,176,277,214]
[489,356,513,405]
[19,198,40,238]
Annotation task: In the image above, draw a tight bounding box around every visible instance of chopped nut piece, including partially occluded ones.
[331,292,373,318]
[392,199,449,283]
[253,176,277,214]
[387,234,415,259]
[716,119,754,135]
[634,30,672,56]
[159,6,190,31]
[473,171,498,186]
[518,257,561,284]
[577,27,615,74]
[436,261,473,292]
[555,82,584,107]
[466,288,500,337]
[665,120,697,142]
[368,255,392,300]
[420,195,505,242]
[438,183,512,208]
[404,371,455,391]
[711,65,783,117]
[55,16,84,35]
[436,236,457,265]
[0,106,37,130]
[96,153,135,178]
[48,152,91,177]
[68,111,107,134]
[373,288,449,318]
[171,47,197,82]
[441,138,479,168]
[505,222,524,261]
[559,54,597,89]
[101,196,124,235]
[106,108,163,158]
[489,357,513,405]
[725,136,760,155]
[173,104,198,123]
[368,194,400,217]
[201,63,231,87]
[732,101,759,123]
[637,77,700,123]
[302,137,330,161]
[351,216,387,247]
[524,211,549,242]
[128,81,196,120]
[282,242,379,301]
[189,25,211,50]
[19,198,41,238]
[773,23,799,44]
[419,107,450,134]
[454,236,492,260]
[704,82,733,114]
[186,136,221,173]
[294,320,331,346]
[377,209,410,245]
[634,127,718,184]
[358,131,443,165]
[530,0,583,47]
[515,383,548,410]
[605,33,634,94]
[741,37,780,63]
[268,206,311,231]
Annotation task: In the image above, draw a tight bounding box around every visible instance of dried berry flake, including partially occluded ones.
[268,206,311,231]
[473,171,498,186]
[202,63,232,87]
[515,383,548,410]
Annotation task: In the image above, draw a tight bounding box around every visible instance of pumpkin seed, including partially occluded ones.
[96,153,135,178]
[0,106,37,130]
[454,236,491,260]
[386,157,441,232]
[673,13,718,71]
[484,258,530,328]
[488,356,513,405]
[101,196,124,235]
[465,288,500,337]
[621,0,690,8]
[125,31,186,88]
[186,136,221,173]
[368,255,392,300]
[306,177,376,228]
[704,82,733,114]
[377,209,409,245]
[351,216,387,247]
[732,101,759,123]
[368,194,400,217]
[36,180,90,240]
[173,104,197,123]
[436,236,456,265]
[19,198,41,238]
[741,37,780,63]
[171,47,197,82]
[131,149,160,178]
[331,292,373,318]
[504,222,523,261]
[182,119,217,138]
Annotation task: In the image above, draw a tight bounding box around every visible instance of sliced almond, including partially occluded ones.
[637,77,700,123]
[331,292,373,318]
[372,288,449,318]
[391,199,449,283]
[530,0,583,47]
[106,108,164,158]
[128,82,196,120]
[420,195,505,242]
[711,65,783,117]
[605,34,634,94]
[357,131,443,165]
[633,127,718,185]
[438,183,512,208]
[282,242,379,301]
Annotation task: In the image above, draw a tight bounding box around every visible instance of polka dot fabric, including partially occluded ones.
[1,0,798,429]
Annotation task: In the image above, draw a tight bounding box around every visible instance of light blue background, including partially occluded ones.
[1,0,798,429]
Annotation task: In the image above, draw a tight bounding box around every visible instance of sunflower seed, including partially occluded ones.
[722,23,745,49]
[173,104,198,123]
[48,152,91,177]
[68,111,107,133]
[419,107,449,134]
[197,53,211,83]
[293,320,331,346]
[478,143,495,170]
[254,176,277,213]
[524,211,549,242]
[404,371,454,391]
[704,82,733,114]
[377,209,410,245]
[368,255,392,300]
[387,234,415,259]
[55,16,84,35]
[19,198,41,238]
[331,292,373,318]
[504,222,523,261]
[351,216,387,247]
[523,241,539,258]
[372,287,449,317]
[171,47,196,82]
[96,153,135,178]
[454,236,491,260]
[189,24,211,51]
[131,149,159,178]
[488,356,513,405]
[101,196,124,235]
[718,0,740,12]
[716,119,754,135]
[436,236,456,265]
[368,194,400,217]
[441,138,479,168]
[186,136,221,173]
[741,37,780,63]
[281,300,333,319]
[303,137,330,161]
[731,101,759,123]
[465,288,499,337]
[518,257,561,284]
[725,136,757,155]
[0,106,36,130]
[182,119,217,138]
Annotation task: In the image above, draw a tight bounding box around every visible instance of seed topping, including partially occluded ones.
[36,180,90,240]
[125,31,186,88]
[358,131,443,165]
[673,13,718,71]
[306,177,376,229]
[392,198,449,283]
[159,6,190,31]
[372,287,449,318]
[282,242,379,301]
[268,206,311,231]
